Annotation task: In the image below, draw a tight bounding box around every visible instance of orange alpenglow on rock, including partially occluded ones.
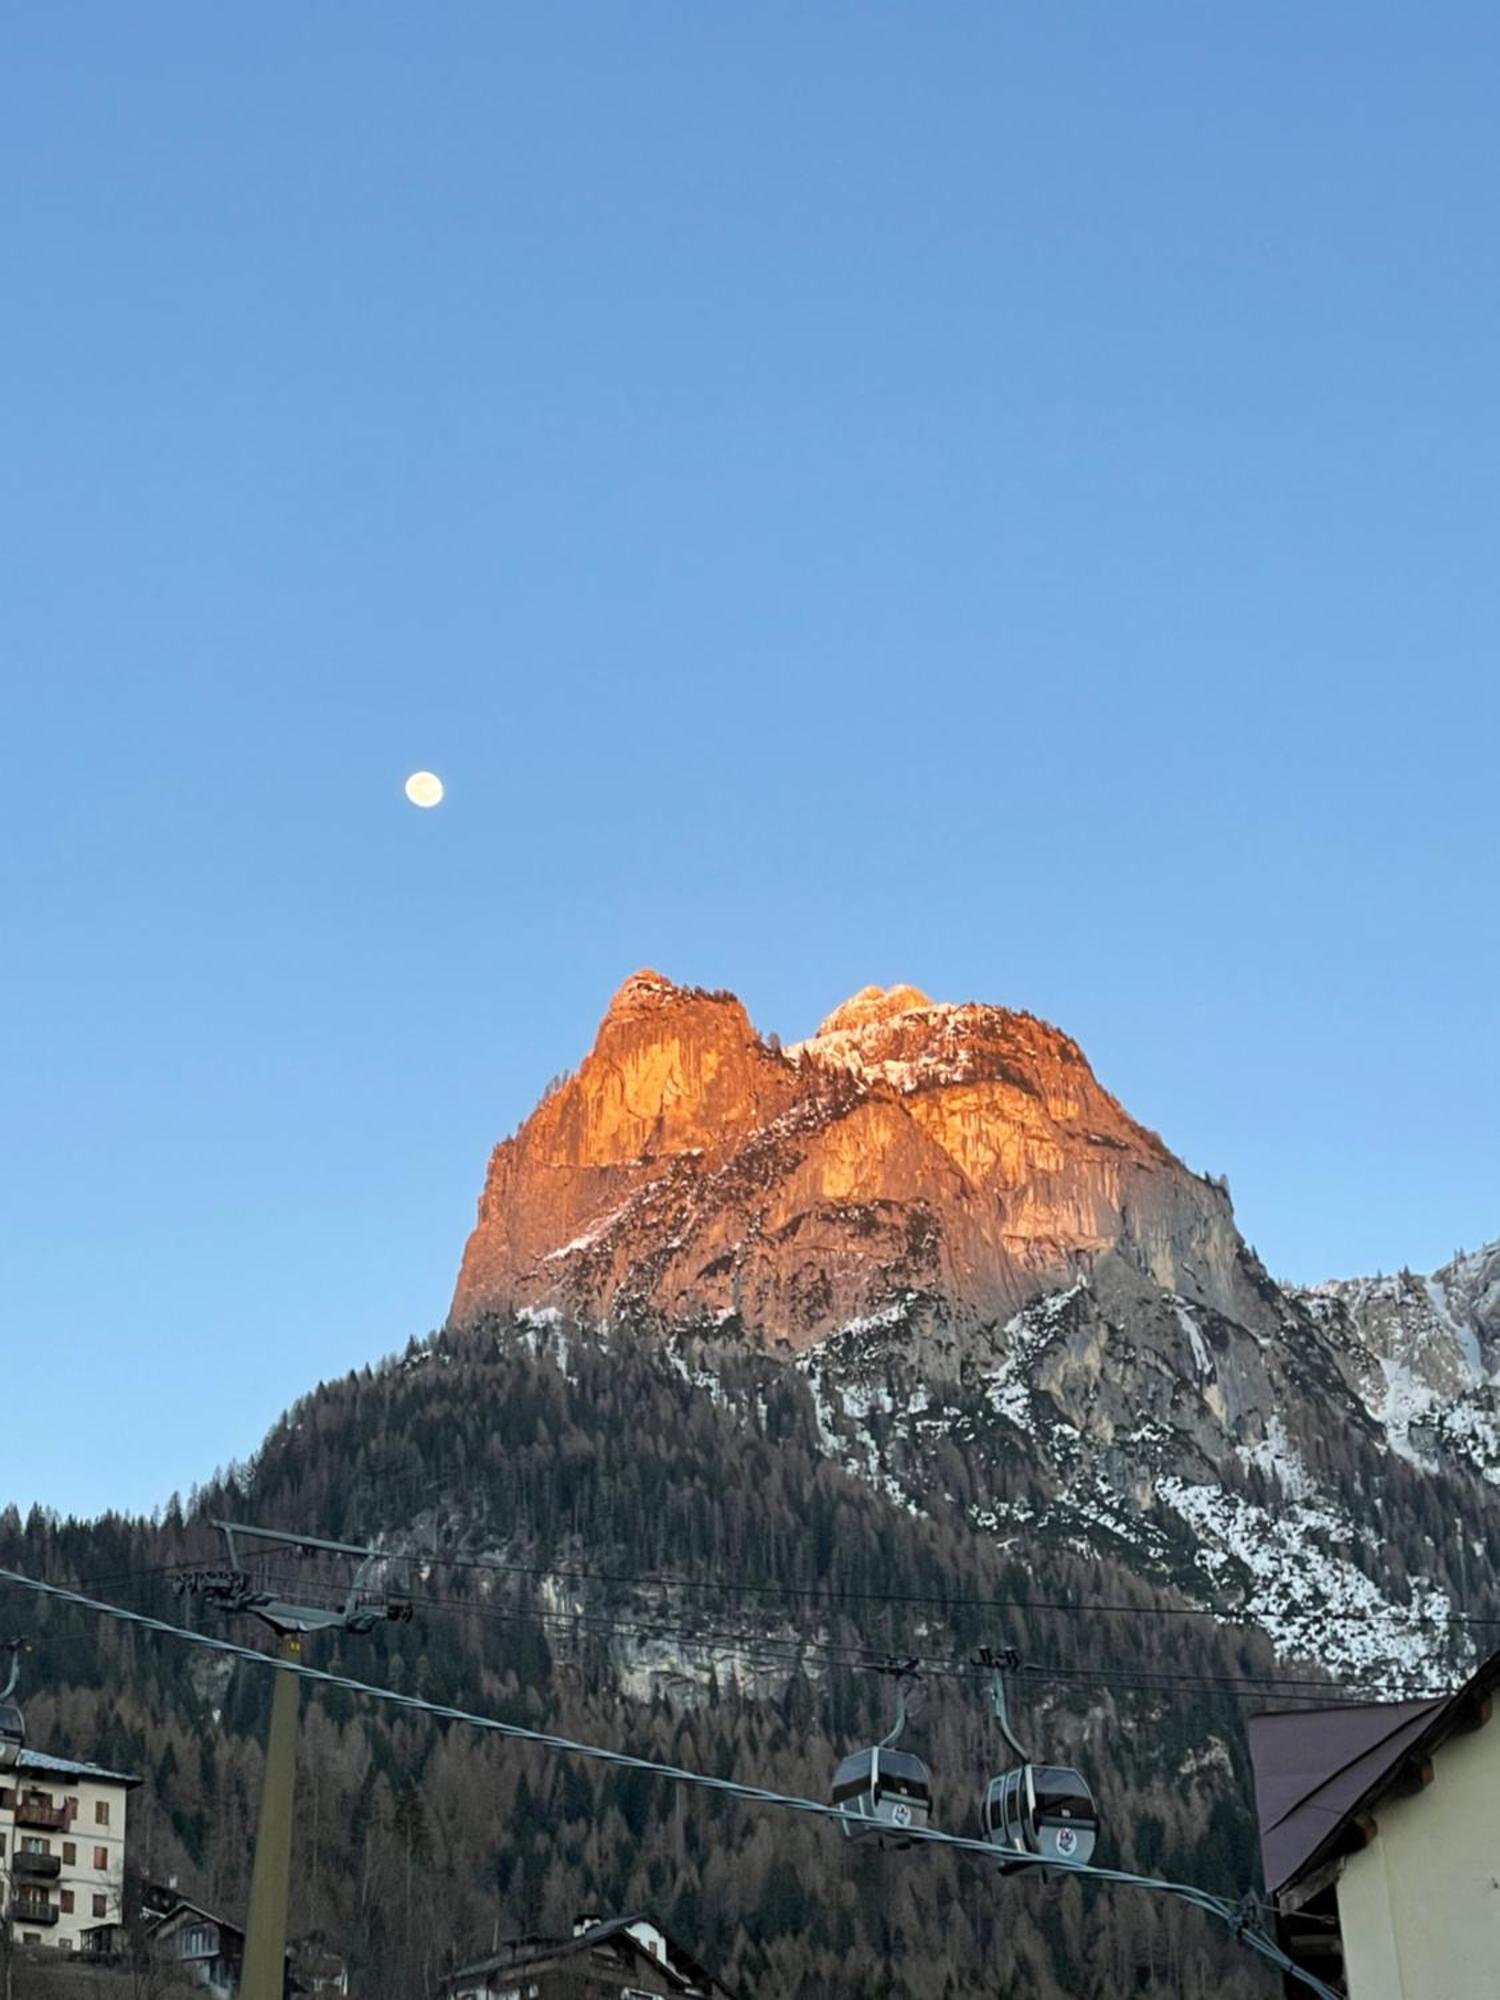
[449,971,1257,1349]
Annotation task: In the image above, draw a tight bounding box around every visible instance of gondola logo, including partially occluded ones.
[891,1804,912,1827]
[1055,1826,1078,1856]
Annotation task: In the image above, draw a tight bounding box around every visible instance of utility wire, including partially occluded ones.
[388,1541,1498,1633]
[415,1592,1449,1706]
[8,1560,1448,1706]
[36,1529,1492,1643]
[0,1564,1344,2000]
[162,1520,1472,1680]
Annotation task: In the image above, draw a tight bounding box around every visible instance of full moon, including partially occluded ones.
[404,770,444,808]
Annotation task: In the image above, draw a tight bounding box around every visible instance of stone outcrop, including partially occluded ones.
[451,972,1269,1347]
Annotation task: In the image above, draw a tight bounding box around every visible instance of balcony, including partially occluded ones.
[14,1798,70,1831]
[13,1851,62,1879]
[11,1899,59,1928]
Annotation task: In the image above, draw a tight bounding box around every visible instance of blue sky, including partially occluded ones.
[4,6,1497,1517]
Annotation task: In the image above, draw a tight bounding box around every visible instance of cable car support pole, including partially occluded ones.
[171,1523,413,2000]
[242,1632,301,2000]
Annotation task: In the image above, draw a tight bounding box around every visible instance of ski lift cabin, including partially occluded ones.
[832,1744,933,1845]
[0,1698,24,1773]
[981,1763,1097,1867]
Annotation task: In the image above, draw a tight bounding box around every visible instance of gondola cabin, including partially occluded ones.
[0,1697,24,1773]
[831,1745,933,1845]
[981,1764,1098,1868]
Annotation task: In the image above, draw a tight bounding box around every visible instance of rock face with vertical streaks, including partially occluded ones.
[450,971,1265,1347]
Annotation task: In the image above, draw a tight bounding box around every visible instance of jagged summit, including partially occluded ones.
[605,968,681,1013]
[813,983,936,1037]
[451,969,1262,1347]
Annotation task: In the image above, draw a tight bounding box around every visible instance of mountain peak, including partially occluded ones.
[814,983,935,1038]
[605,968,685,1015]
[452,969,1256,1347]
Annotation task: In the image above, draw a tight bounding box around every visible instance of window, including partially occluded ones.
[92,1893,108,1919]
[22,1837,49,1854]
[63,1842,76,1865]
[94,1846,109,1871]
[0,1833,7,1857]
[67,1796,79,1817]
[94,1800,110,1827]
[61,1890,75,1914]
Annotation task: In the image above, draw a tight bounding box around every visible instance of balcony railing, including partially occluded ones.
[13,1851,62,1879]
[11,1898,59,1928]
[14,1798,70,1831]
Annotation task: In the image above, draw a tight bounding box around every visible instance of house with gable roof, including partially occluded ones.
[1248,1645,1500,1997]
[441,1911,738,2000]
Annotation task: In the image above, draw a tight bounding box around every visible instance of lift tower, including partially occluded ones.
[177,1524,413,2000]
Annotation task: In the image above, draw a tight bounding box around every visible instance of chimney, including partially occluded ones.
[626,1921,668,1966]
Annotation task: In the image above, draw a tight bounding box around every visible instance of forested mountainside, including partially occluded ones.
[5,1301,1498,2000]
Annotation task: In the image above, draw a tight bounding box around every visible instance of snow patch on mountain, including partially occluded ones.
[1154,1475,1453,1679]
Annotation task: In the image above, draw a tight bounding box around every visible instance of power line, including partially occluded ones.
[397,1540,1497,1633]
[36,1521,1493,1646]
[0,1564,1344,2000]
[10,1558,1447,1706]
[222,1536,1460,1701]
[416,1592,1449,1707]
[233,1496,1494,1646]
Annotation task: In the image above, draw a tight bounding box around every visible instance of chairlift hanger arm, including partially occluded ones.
[865,1655,922,1749]
[880,1682,912,1749]
[975,1646,1033,1764]
[990,1670,1032,1764]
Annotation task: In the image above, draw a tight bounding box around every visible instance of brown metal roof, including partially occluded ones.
[1249,1647,1500,1900]
[1248,1697,1441,1895]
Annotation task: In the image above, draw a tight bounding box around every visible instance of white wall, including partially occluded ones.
[1337,1714,1500,2000]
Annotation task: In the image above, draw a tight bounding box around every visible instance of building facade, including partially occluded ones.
[1249,1648,1500,1999]
[0,1747,139,1955]
[443,1914,737,2000]
[136,1885,299,1999]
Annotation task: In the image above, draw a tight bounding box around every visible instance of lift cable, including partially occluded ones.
[36,1542,1497,1640]
[412,1592,1451,1706]
[375,1542,1500,1633]
[13,1562,1449,1706]
[0,1563,1343,2000]
[150,1519,1464,1699]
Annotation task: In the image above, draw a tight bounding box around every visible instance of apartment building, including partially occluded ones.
[0,1746,139,1954]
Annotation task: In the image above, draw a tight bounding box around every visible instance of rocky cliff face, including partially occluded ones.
[1293,1242,1500,1478]
[451,971,1264,1346]
[449,970,1500,1693]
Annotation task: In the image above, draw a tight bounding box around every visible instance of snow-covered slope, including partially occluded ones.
[1295,1241,1500,1479]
